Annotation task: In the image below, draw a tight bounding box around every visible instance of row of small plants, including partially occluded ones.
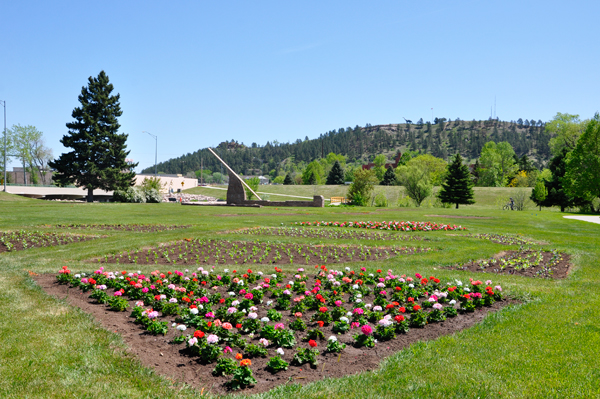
[94,239,432,266]
[468,233,538,246]
[232,227,426,242]
[0,230,97,253]
[56,265,503,389]
[296,220,467,231]
[455,248,566,278]
[43,224,191,232]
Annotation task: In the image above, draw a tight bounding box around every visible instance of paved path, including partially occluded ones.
[5,185,112,199]
[197,186,330,201]
[563,215,600,225]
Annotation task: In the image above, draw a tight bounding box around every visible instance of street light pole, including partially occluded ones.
[143,131,157,176]
[1,100,6,192]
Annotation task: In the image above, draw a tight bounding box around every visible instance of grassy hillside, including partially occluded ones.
[185,185,537,210]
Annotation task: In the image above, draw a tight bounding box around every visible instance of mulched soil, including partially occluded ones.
[228,227,427,242]
[446,250,571,279]
[0,231,99,254]
[95,239,432,267]
[41,224,192,232]
[34,274,515,395]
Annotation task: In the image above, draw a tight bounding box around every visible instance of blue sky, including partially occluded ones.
[1,1,599,172]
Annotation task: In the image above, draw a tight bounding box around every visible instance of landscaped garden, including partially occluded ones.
[1,193,599,398]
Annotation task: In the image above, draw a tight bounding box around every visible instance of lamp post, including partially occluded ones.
[1,100,6,192]
[143,131,157,176]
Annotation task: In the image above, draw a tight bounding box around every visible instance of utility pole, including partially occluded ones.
[1,100,6,191]
[143,131,157,176]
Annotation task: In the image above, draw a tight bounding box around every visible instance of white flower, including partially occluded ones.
[257,271,263,276]
[250,306,258,312]
[365,304,372,309]
[74,274,81,279]
[271,274,277,278]
[456,280,463,286]
[449,300,456,305]
[260,317,270,323]
[346,312,353,317]
[432,303,443,310]
[408,284,414,288]
[228,292,236,296]
[172,323,177,327]
[373,306,382,312]
[369,273,374,277]
[355,298,362,303]
[464,288,471,292]
[188,337,198,346]
[232,300,240,306]
[277,348,285,355]
[356,293,362,298]
[259,338,269,346]
[177,324,187,331]
[190,308,199,315]
[224,269,229,273]
[267,300,273,306]
[242,309,247,313]
[197,304,204,310]
[345,267,350,271]
[288,281,294,285]
[352,284,359,290]
[206,334,219,344]
[169,298,177,303]
[237,280,244,286]
[340,317,349,323]
[118,276,124,280]
[378,319,392,327]
[249,333,254,338]
[248,312,258,319]
[328,335,337,342]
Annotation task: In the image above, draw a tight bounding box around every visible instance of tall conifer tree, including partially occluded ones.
[438,153,475,209]
[50,71,137,202]
[326,160,345,185]
[380,166,397,185]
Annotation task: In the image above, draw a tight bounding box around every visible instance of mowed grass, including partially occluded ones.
[0,189,599,398]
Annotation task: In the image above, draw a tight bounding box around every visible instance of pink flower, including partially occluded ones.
[205,312,215,318]
[113,291,122,296]
[141,287,149,293]
[350,322,360,329]
[274,323,285,330]
[353,308,364,315]
[245,293,254,300]
[361,325,373,335]
[334,300,342,307]
[223,346,232,354]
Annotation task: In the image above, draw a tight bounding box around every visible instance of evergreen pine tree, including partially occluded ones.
[380,166,397,185]
[326,160,345,185]
[49,71,137,202]
[283,173,294,185]
[307,171,316,185]
[438,153,475,209]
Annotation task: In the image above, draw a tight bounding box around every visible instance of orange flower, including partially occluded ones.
[235,353,243,360]
[222,322,232,330]
[240,359,252,367]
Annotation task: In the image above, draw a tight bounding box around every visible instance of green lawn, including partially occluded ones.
[0,189,598,398]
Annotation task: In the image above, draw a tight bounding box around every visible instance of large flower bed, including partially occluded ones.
[42,224,191,232]
[55,265,504,392]
[95,239,432,266]
[0,230,98,253]
[296,220,467,232]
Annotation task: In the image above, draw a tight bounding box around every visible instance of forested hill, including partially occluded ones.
[143,118,550,177]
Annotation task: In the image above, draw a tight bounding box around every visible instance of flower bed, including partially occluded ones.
[52,265,507,393]
[41,224,191,232]
[449,249,570,278]
[231,227,427,242]
[296,220,467,232]
[469,234,538,246]
[94,239,432,266]
[0,231,99,253]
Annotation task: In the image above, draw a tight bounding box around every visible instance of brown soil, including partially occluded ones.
[447,250,571,279]
[34,274,515,395]
[41,224,191,232]
[0,231,99,254]
[425,214,493,219]
[95,240,432,267]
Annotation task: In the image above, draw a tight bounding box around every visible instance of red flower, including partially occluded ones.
[182,297,191,303]
[190,304,197,309]
[122,271,127,275]
[219,298,225,304]
[413,305,421,311]
[317,321,324,328]
[316,294,323,300]
[201,281,207,286]
[168,271,172,275]
[386,304,394,309]
[232,270,237,273]
[399,306,406,313]
[376,269,382,273]
[407,297,414,303]
[395,286,402,291]
[242,274,248,279]
[207,322,212,327]
[394,315,405,322]
[154,295,161,300]
[88,278,96,285]
[193,330,204,338]
[247,269,253,274]
[235,353,243,360]
[308,340,317,347]
[429,276,435,281]
[236,323,242,329]
[421,278,429,285]
[286,284,291,289]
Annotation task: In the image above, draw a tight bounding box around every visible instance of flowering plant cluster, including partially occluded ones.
[295,220,467,232]
[56,264,502,388]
